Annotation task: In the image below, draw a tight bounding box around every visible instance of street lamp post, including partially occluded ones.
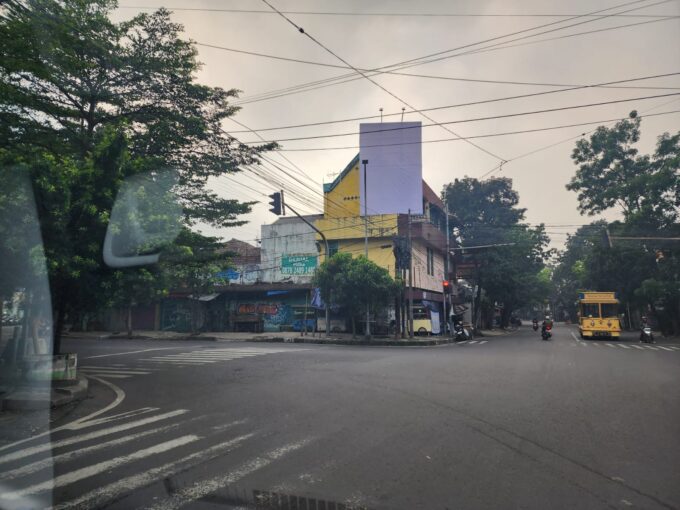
[362,159,370,340]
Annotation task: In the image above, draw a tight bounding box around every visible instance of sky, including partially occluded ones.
[112,0,680,249]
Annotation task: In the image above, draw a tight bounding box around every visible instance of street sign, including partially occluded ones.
[281,255,317,275]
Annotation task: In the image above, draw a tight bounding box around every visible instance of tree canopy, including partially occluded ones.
[0,0,270,349]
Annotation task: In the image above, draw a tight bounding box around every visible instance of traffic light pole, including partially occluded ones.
[282,202,331,337]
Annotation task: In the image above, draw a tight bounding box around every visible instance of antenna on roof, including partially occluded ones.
[379,107,383,123]
[401,107,406,122]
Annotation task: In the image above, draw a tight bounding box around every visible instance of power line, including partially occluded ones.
[259,0,506,162]
[117,5,677,18]
[233,0,670,106]
[197,42,680,94]
[480,96,680,178]
[272,109,680,152]
[240,94,680,145]
[227,72,680,134]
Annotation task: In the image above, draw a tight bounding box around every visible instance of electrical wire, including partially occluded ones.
[239,92,680,144]
[267,108,680,152]
[260,0,506,162]
[226,72,680,134]
[234,0,672,106]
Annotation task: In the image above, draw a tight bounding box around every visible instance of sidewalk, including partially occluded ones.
[1,375,88,411]
[65,329,462,346]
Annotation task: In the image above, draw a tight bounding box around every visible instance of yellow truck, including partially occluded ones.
[576,291,622,339]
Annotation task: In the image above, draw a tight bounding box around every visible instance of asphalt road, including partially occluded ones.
[1,324,679,510]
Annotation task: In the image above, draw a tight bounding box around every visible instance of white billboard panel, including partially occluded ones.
[359,122,423,215]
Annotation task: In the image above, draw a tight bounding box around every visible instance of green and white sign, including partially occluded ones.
[281,254,317,275]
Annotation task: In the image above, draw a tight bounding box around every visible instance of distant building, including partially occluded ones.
[260,215,322,284]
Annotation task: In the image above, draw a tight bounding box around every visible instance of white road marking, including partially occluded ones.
[0,409,188,465]
[592,342,600,346]
[657,346,674,351]
[71,407,158,429]
[79,368,151,375]
[1,421,182,480]
[605,343,616,348]
[479,340,488,344]
[631,345,645,350]
[570,332,579,341]
[2,435,200,500]
[83,374,131,378]
[457,341,468,344]
[49,433,255,510]
[644,345,659,350]
[468,340,478,344]
[0,377,126,452]
[144,439,312,510]
[617,344,631,349]
[665,346,680,350]
[83,347,184,360]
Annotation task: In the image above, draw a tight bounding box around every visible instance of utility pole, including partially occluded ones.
[445,201,450,336]
[362,159,370,340]
[283,201,331,337]
[408,209,414,338]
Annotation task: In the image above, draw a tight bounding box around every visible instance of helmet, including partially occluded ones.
[545,315,550,320]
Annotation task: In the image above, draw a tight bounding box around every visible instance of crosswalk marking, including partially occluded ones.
[2,435,200,501]
[657,346,674,351]
[145,439,312,510]
[0,421,182,481]
[605,343,616,348]
[0,409,188,465]
[80,368,151,375]
[617,344,631,349]
[644,345,659,350]
[468,340,478,344]
[479,340,488,344]
[631,345,645,350]
[49,433,255,510]
[668,346,680,351]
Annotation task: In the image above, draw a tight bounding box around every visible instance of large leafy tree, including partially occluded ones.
[443,177,551,328]
[565,113,679,334]
[313,253,399,338]
[0,0,271,351]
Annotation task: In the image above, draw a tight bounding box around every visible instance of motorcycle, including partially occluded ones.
[640,326,654,344]
[452,319,471,342]
[541,323,552,340]
[532,320,539,331]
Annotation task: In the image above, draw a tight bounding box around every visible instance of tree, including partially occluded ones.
[1,0,270,351]
[313,253,399,338]
[565,113,680,334]
[442,177,551,328]
[162,229,230,334]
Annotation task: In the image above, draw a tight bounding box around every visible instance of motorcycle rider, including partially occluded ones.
[541,315,553,336]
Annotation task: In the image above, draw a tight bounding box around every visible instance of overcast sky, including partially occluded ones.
[113,0,680,249]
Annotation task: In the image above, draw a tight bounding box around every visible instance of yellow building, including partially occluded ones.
[315,153,450,333]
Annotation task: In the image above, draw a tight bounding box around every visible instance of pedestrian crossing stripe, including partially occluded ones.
[0,408,310,510]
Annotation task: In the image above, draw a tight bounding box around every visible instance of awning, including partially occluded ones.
[580,299,618,304]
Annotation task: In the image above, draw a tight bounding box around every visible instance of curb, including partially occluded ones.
[1,375,88,411]
[246,336,460,347]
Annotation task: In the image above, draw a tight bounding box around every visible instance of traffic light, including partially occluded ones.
[268,191,284,216]
[442,280,451,294]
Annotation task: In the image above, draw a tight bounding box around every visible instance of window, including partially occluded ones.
[601,303,618,318]
[426,247,434,276]
[581,303,600,318]
[328,240,339,257]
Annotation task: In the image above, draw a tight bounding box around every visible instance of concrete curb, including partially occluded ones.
[246,336,461,347]
[1,375,88,411]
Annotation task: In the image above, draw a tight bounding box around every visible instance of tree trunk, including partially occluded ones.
[351,316,356,339]
[127,304,133,339]
[394,295,401,339]
[53,300,66,355]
